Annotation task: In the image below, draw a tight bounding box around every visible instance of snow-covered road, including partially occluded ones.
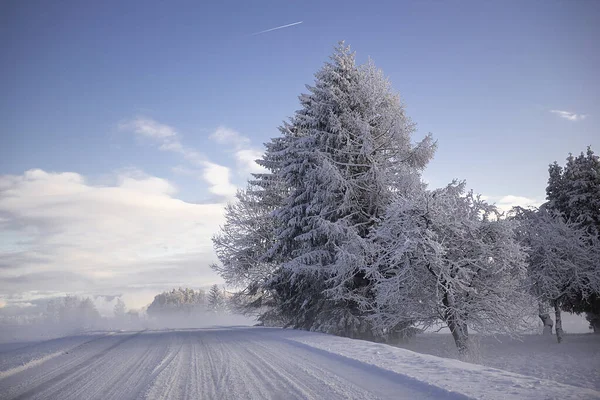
[0,328,449,400]
[0,327,598,400]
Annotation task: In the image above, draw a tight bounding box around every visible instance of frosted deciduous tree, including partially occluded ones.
[212,188,275,292]
[211,134,289,320]
[370,182,530,356]
[45,296,101,333]
[511,206,600,342]
[147,288,206,317]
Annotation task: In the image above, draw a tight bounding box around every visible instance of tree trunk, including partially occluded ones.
[538,302,553,335]
[553,301,563,344]
[443,296,469,356]
[442,291,469,357]
[448,319,469,357]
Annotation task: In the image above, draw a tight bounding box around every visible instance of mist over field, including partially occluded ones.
[0,287,256,345]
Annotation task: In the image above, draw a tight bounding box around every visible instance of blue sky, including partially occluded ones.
[1,0,598,309]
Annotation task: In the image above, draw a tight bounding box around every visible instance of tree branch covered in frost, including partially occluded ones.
[510,206,600,341]
[212,186,280,288]
[511,207,600,304]
[369,182,532,354]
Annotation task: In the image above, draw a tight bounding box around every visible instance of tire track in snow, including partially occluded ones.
[2,331,146,400]
[0,333,114,381]
[1,334,131,399]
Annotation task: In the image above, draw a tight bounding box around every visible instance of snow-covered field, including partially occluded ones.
[0,327,598,400]
[395,332,600,392]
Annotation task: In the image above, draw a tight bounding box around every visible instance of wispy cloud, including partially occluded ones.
[252,21,303,36]
[210,126,250,148]
[209,126,266,175]
[550,110,587,122]
[119,117,177,138]
[119,116,202,163]
[120,118,268,199]
[120,117,237,199]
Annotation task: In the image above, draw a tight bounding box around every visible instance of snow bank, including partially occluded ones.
[396,332,600,391]
[265,329,600,400]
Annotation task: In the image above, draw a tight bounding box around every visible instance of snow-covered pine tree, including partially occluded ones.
[510,206,600,342]
[547,147,600,235]
[370,182,530,357]
[545,147,600,332]
[45,296,101,333]
[114,298,126,320]
[208,284,226,312]
[265,43,435,338]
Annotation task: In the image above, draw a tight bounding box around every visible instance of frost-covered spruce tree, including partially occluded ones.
[267,43,435,338]
[546,147,600,332]
[208,284,226,312]
[547,147,600,235]
[114,298,126,320]
[510,206,600,342]
[370,182,530,357]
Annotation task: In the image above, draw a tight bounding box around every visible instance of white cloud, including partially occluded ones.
[209,126,267,175]
[487,195,543,213]
[0,169,226,306]
[235,148,267,174]
[550,110,587,122]
[118,174,177,196]
[201,162,238,198]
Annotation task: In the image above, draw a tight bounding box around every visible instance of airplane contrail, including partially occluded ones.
[252,21,303,36]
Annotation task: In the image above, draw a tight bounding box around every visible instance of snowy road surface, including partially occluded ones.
[0,327,598,400]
